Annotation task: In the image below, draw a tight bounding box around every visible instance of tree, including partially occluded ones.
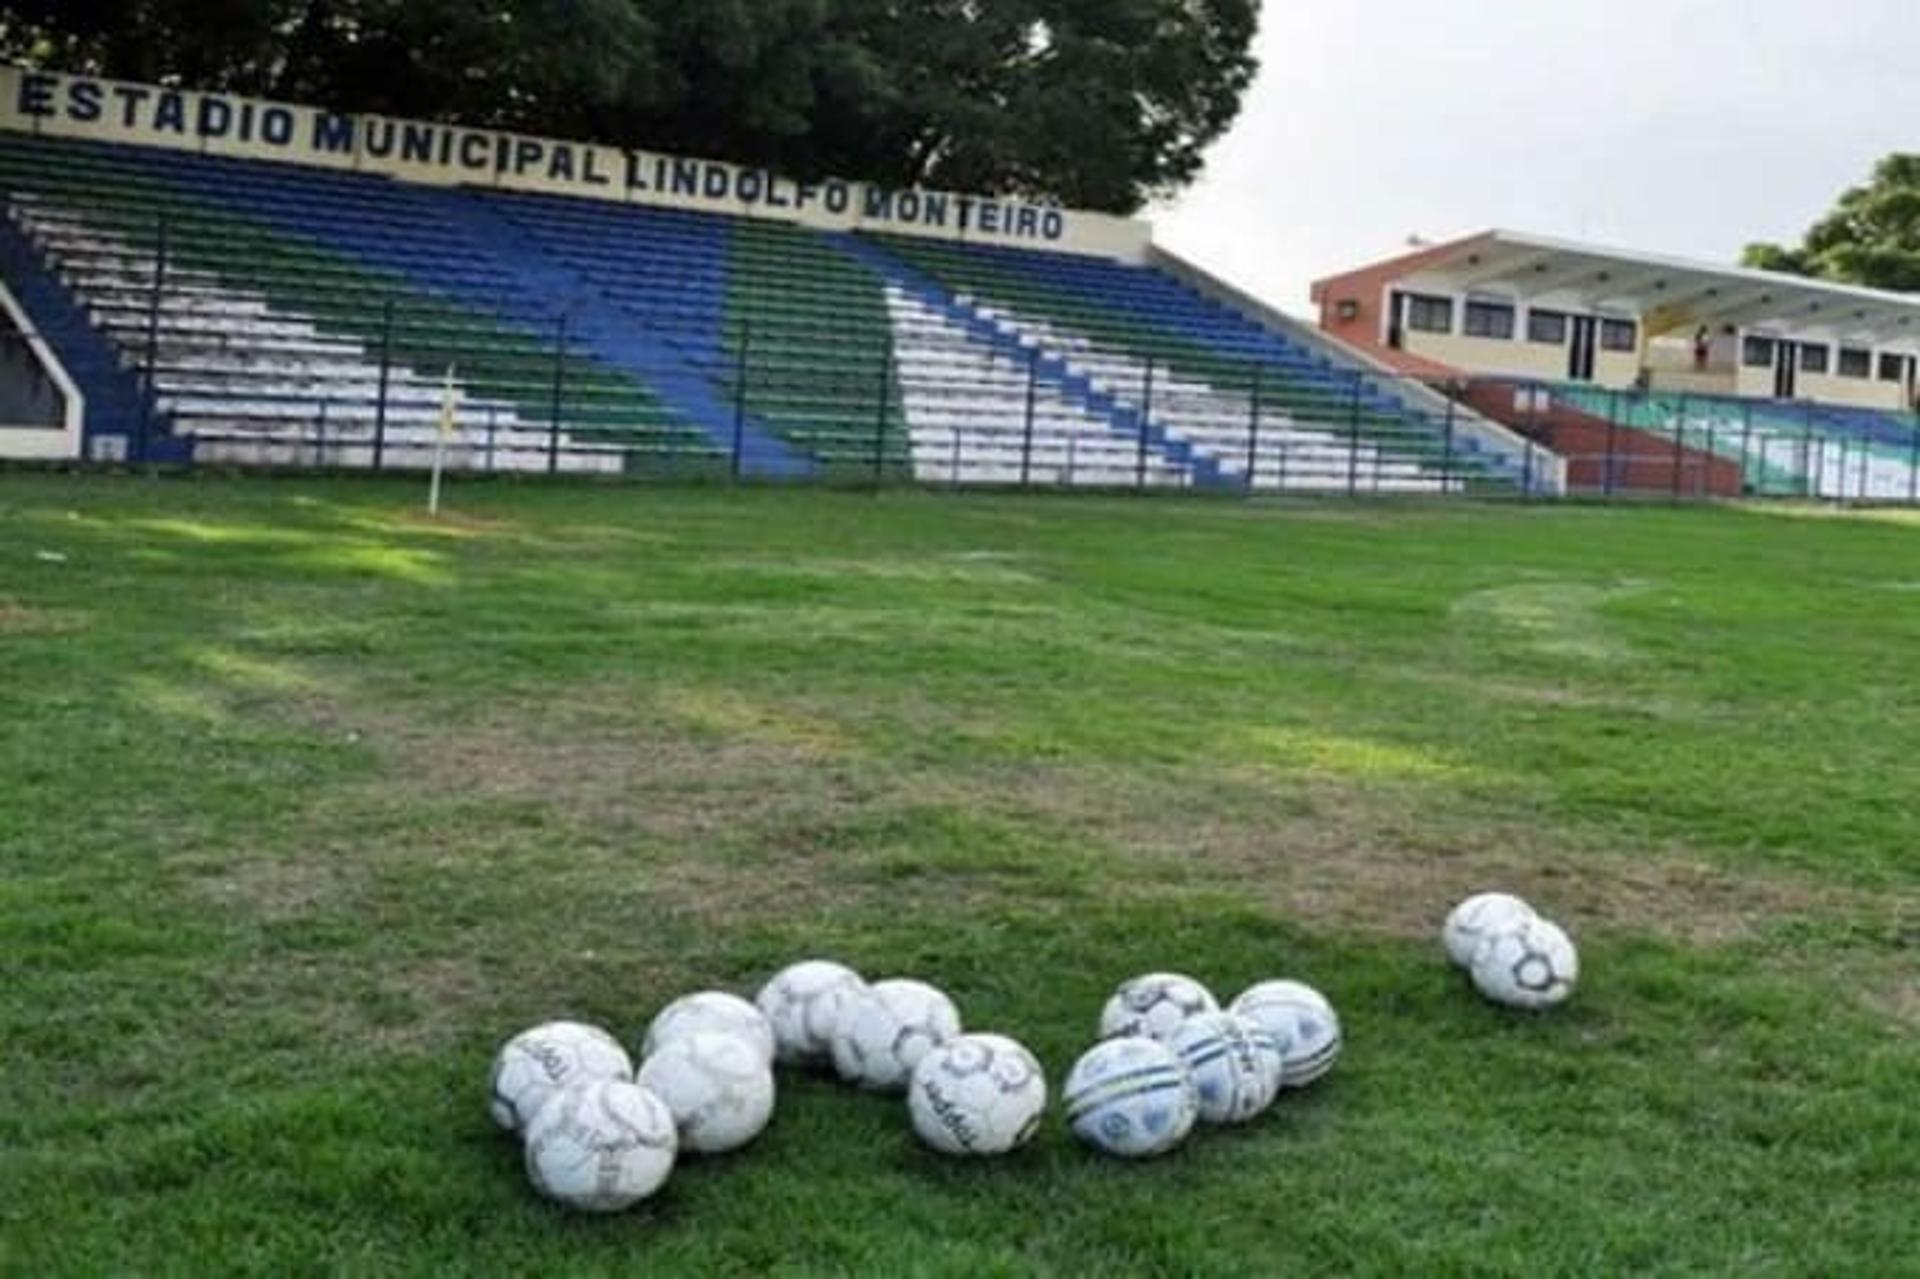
[0,0,1259,213]
[1743,154,1920,293]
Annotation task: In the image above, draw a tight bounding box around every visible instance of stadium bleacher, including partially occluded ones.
[0,130,1523,490]
[859,233,1497,492]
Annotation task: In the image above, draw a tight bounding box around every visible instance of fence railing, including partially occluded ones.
[10,207,1920,504]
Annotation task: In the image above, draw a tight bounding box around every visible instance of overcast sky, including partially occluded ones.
[1154,0,1920,316]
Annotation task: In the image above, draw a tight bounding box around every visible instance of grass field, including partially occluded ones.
[2,473,1916,1275]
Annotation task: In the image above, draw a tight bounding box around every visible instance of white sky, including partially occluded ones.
[1154,0,1920,316]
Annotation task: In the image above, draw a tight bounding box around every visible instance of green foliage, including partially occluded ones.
[1743,153,1920,291]
[0,0,1260,212]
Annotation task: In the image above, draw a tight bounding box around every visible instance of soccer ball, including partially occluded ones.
[1229,980,1342,1088]
[1167,1012,1285,1125]
[907,1033,1047,1157]
[1470,916,1579,1010]
[641,991,776,1066]
[830,978,962,1092]
[755,960,866,1066]
[488,1021,633,1134]
[1063,1036,1197,1159]
[1097,972,1219,1042]
[637,1030,776,1155]
[1443,893,1537,969]
[523,1078,677,1213]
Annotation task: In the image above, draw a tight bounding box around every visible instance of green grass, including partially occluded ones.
[2,475,1916,1276]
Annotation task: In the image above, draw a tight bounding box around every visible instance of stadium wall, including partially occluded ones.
[0,66,1153,262]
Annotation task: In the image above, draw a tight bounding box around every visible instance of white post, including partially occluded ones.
[429,364,455,515]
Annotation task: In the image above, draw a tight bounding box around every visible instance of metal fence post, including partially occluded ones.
[1739,402,1753,494]
[1802,403,1816,499]
[731,320,750,481]
[1604,389,1620,497]
[1908,411,1920,505]
[1346,371,1362,497]
[372,296,394,472]
[486,404,498,473]
[1441,388,1457,491]
[871,344,892,488]
[1136,356,1155,492]
[1020,347,1039,488]
[547,312,568,476]
[137,213,168,463]
[315,399,328,469]
[1276,393,1290,494]
[1670,393,1687,499]
[1244,362,1263,494]
[1703,415,1717,499]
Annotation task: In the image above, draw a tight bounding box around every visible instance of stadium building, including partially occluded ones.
[0,66,1537,495]
[1313,232,1920,499]
[5,61,1916,504]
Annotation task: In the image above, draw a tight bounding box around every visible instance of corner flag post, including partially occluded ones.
[429,365,455,515]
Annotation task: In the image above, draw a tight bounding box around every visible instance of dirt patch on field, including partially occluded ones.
[200,674,1899,970]
[0,598,80,634]
[193,850,358,923]
[1864,980,1920,1030]
[295,679,843,798]
[922,761,1885,949]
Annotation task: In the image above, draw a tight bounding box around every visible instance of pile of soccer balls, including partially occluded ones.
[1442,892,1580,1009]
[488,989,779,1213]
[488,961,1344,1210]
[1062,974,1341,1159]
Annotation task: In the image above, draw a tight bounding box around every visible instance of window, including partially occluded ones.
[1527,309,1568,345]
[1743,336,1777,368]
[1599,318,1637,353]
[1405,294,1453,335]
[1799,343,1829,375]
[1881,352,1908,383]
[1463,300,1515,340]
[1839,347,1872,378]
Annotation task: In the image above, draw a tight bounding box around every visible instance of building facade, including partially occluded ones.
[1312,230,1920,413]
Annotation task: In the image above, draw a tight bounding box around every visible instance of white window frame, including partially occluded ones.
[0,282,83,460]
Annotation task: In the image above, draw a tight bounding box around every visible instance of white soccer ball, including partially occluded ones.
[637,1030,776,1155]
[641,991,776,1066]
[1167,1012,1286,1125]
[907,1033,1048,1157]
[1443,893,1537,969]
[1470,916,1579,1010]
[1229,980,1342,1088]
[1063,1036,1198,1159]
[1097,972,1219,1042]
[831,978,962,1092]
[488,1021,633,1134]
[523,1078,677,1213]
[755,960,866,1066]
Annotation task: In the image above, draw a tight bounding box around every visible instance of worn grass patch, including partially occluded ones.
[2,476,1917,1273]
